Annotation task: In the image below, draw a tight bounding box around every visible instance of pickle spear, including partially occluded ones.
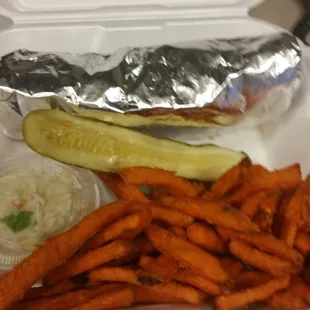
[23,110,246,181]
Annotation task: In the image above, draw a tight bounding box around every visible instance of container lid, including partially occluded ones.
[0,0,265,25]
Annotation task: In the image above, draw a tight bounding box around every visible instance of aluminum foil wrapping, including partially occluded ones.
[0,32,302,139]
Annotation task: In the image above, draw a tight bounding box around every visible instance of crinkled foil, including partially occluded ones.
[0,32,301,139]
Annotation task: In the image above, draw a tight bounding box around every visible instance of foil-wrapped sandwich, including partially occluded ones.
[0,32,301,132]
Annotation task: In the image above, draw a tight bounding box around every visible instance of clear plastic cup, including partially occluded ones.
[0,151,105,268]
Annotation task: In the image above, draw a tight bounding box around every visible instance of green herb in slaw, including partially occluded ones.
[1,211,33,233]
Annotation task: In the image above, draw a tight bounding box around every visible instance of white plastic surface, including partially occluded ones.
[0,0,264,26]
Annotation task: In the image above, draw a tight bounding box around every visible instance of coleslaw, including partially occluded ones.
[0,165,89,250]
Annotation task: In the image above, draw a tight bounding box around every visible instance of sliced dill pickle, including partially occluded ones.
[23,110,247,181]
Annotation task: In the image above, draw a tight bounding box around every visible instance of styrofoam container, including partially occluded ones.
[0,0,309,306]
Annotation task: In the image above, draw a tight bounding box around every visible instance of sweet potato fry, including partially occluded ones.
[155,255,179,272]
[215,276,290,310]
[295,231,310,255]
[150,187,170,201]
[145,224,228,283]
[134,236,156,255]
[217,227,303,266]
[267,290,305,309]
[201,191,214,201]
[217,257,243,279]
[234,271,272,290]
[139,256,176,281]
[304,266,310,285]
[94,171,149,201]
[240,191,268,218]
[191,181,206,196]
[273,190,294,237]
[23,277,87,300]
[253,192,282,232]
[168,226,186,237]
[11,284,125,310]
[88,267,139,284]
[289,276,310,303]
[44,240,135,286]
[301,189,310,232]
[147,281,208,305]
[175,270,222,295]
[151,204,194,227]
[281,176,310,246]
[68,286,135,310]
[120,167,199,197]
[229,238,299,276]
[142,255,221,295]
[186,222,227,254]
[260,191,282,214]
[83,204,152,250]
[229,164,301,203]
[0,200,145,310]
[159,196,259,232]
[247,164,270,179]
[210,161,249,199]
[135,285,184,304]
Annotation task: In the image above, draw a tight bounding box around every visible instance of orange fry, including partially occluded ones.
[23,277,87,300]
[148,255,221,295]
[267,290,305,309]
[168,226,186,237]
[289,276,310,303]
[186,222,227,254]
[295,231,310,255]
[147,281,208,305]
[88,267,138,284]
[68,286,135,310]
[273,190,294,237]
[240,191,268,218]
[281,175,310,246]
[134,236,156,255]
[217,227,303,266]
[229,238,299,276]
[304,266,310,285]
[0,200,143,310]
[83,204,152,250]
[155,255,179,272]
[210,161,249,199]
[139,256,177,281]
[140,255,221,295]
[217,257,243,280]
[230,164,301,203]
[175,270,222,296]
[120,167,199,197]
[234,271,272,291]
[260,191,282,213]
[135,285,183,304]
[159,196,259,232]
[151,204,194,227]
[94,171,149,201]
[11,284,125,310]
[191,181,206,196]
[150,187,170,201]
[145,224,228,283]
[253,192,282,232]
[215,276,290,310]
[201,191,215,201]
[247,164,270,179]
[44,240,135,286]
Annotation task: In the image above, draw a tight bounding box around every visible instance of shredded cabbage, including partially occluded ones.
[0,166,88,250]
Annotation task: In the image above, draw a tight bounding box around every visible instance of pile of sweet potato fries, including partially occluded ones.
[1,160,310,310]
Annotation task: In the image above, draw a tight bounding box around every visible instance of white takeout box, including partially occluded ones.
[0,0,309,308]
